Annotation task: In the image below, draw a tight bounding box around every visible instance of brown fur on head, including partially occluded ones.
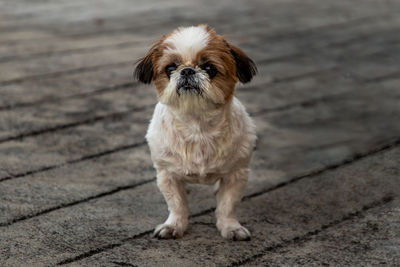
[134,25,257,108]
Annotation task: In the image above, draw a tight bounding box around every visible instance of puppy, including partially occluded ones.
[134,25,257,240]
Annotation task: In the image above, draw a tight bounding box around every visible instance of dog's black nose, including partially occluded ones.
[180,68,195,77]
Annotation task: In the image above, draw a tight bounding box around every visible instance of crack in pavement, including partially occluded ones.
[0,175,153,227]
[0,141,147,183]
[55,138,400,265]
[229,195,395,267]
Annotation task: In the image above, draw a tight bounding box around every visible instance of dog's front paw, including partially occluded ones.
[153,224,185,239]
[218,221,251,241]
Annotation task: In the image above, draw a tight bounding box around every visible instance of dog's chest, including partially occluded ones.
[152,117,234,180]
[168,126,230,178]
[146,102,255,183]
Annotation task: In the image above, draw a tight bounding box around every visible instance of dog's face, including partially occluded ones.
[134,25,256,111]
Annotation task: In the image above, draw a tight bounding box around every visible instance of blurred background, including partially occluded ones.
[1,0,400,266]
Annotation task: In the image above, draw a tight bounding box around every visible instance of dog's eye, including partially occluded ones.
[165,63,177,78]
[201,63,218,79]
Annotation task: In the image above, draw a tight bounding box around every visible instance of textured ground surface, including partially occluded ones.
[0,0,400,266]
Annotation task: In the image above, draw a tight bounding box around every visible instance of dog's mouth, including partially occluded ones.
[176,78,202,95]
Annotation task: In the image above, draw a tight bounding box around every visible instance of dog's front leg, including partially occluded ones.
[153,170,189,239]
[216,168,251,241]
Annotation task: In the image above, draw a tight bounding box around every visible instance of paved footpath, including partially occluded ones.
[0,0,399,266]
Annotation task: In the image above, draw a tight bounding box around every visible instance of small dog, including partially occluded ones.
[134,25,257,240]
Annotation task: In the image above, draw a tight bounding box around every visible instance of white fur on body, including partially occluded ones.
[146,97,256,239]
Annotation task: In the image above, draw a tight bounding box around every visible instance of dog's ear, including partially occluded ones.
[134,42,161,84]
[228,43,257,83]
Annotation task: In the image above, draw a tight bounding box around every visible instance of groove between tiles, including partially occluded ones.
[56,139,400,265]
